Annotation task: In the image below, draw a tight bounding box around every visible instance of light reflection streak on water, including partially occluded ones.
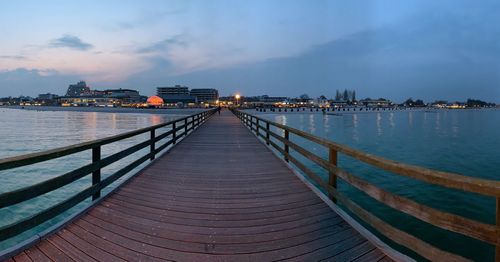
[352,114,359,142]
[408,111,413,128]
[435,112,441,131]
[389,113,395,128]
[376,113,382,136]
[308,114,316,133]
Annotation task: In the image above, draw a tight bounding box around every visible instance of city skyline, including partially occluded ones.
[0,0,499,102]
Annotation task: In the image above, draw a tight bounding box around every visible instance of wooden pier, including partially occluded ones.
[2,110,397,261]
[1,108,499,261]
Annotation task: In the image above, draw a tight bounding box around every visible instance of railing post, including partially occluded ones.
[284,130,289,162]
[92,146,101,200]
[150,129,155,160]
[328,147,338,203]
[266,122,270,145]
[172,122,177,144]
[256,118,259,136]
[496,198,500,261]
[184,118,188,135]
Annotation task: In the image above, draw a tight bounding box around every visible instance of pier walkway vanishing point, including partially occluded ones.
[2,110,402,262]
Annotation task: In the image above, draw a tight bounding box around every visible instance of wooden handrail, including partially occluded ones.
[0,109,216,242]
[239,111,500,196]
[0,113,205,171]
[233,109,496,261]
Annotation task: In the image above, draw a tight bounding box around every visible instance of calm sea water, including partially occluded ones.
[0,108,202,251]
[0,108,498,260]
[251,109,499,261]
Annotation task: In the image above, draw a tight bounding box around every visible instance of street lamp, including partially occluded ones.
[235,94,241,106]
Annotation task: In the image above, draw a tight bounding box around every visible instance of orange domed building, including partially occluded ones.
[147,96,164,107]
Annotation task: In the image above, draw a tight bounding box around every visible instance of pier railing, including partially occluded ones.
[233,109,500,262]
[0,109,216,243]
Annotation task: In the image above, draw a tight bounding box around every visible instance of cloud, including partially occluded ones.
[136,35,188,54]
[0,55,27,60]
[49,35,94,51]
[105,8,186,32]
[119,9,500,103]
[0,68,79,97]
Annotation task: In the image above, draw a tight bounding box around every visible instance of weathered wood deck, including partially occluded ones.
[10,110,393,261]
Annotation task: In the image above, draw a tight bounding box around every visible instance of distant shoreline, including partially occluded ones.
[0,105,206,115]
[244,107,498,115]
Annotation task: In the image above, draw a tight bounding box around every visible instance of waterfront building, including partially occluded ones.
[290,97,313,106]
[189,88,219,103]
[37,93,58,100]
[314,96,330,107]
[447,103,466,109]
[59,84,143,107]
[58,95,119,107]
[157,85,190,97]
[36,93,59,106]
[157,85,197,107]
[330,100,348,108]
[243,95,288,107]
[359,98,393,108]
[65,81,91,96]
[162,95,197,106]
[101,89,142,103]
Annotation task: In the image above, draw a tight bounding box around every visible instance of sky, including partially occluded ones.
[0,0,499,102]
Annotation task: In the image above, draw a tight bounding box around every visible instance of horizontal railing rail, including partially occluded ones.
[233,109,499,262]
[0,109,216,242]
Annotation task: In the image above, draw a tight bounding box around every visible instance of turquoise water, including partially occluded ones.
[0,108,498,260]
[0,108,201,251]
[251,109,500,261]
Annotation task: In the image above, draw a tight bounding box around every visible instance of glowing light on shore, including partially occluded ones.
[147,96,164,106]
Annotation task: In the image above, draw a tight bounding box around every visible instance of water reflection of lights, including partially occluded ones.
[83,112,98,141]
[151,115,162,126]
[275,115,287,135]
[389,113,395,128]
[376,113,383,136]
[299,114,305,130]
[352,114,359,142]
[324,113,330,133]
[308,114,316,133]
[435,112,441,131]
[352,114,358,129]
[111,113,117,129]
[408,111,413,127]
[451,113,459,138]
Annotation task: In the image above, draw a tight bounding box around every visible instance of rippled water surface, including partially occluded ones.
[0,108,202,250]
[251,109,499,261]
[0,108,498,260]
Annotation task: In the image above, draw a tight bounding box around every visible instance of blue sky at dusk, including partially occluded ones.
[0,0,498,102]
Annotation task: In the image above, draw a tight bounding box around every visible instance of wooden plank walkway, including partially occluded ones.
[11,110,393,261]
